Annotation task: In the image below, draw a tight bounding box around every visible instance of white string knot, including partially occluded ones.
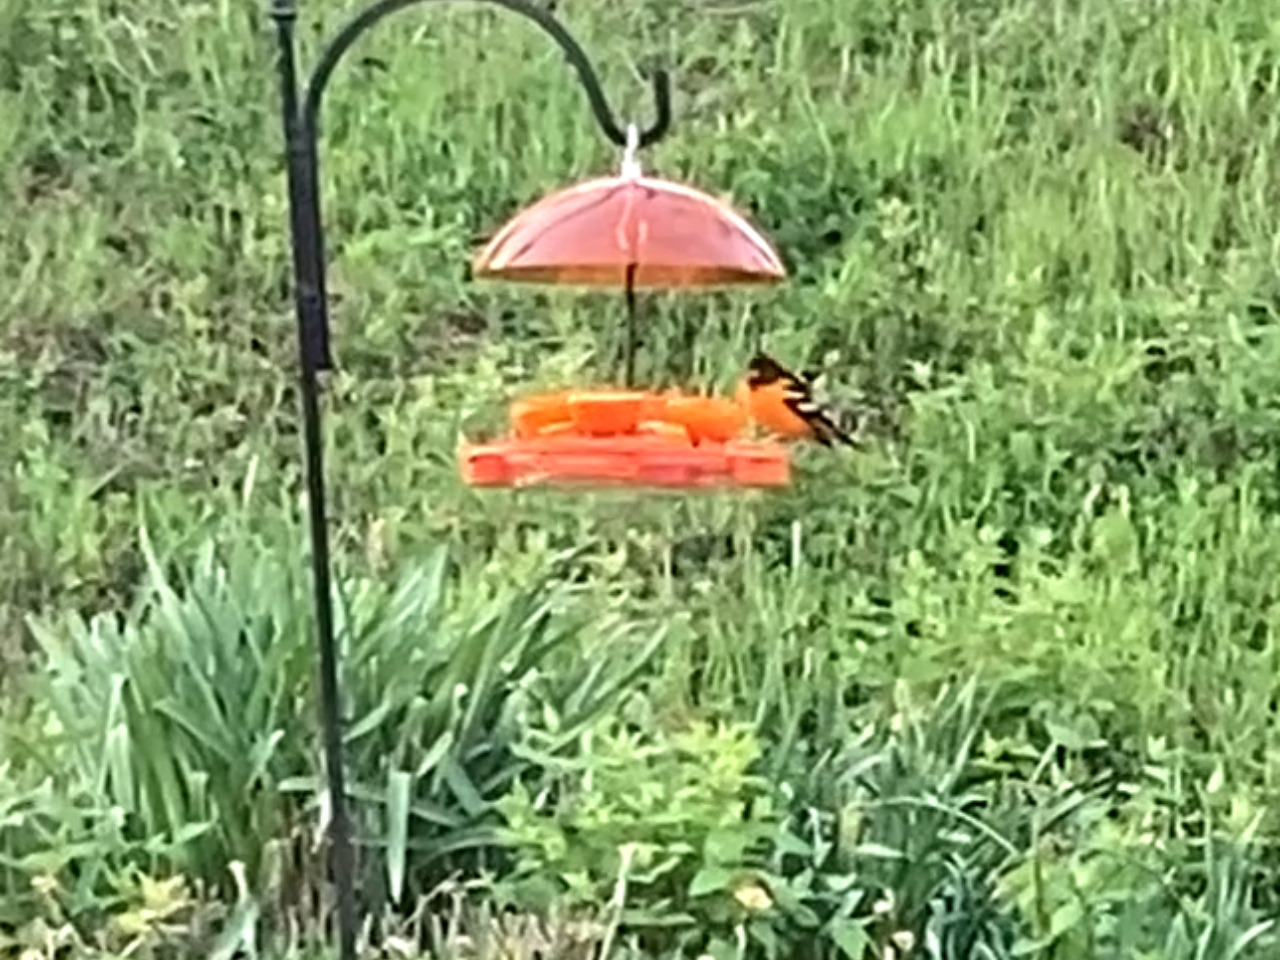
[620,123,642,179]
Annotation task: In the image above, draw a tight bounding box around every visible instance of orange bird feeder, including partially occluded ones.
[462,389,788,489]
[462,126,790,491]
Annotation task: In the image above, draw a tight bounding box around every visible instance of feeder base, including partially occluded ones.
[460,436,790,489]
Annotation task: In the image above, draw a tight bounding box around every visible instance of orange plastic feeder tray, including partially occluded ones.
[461,435,789,489]
[462,389,789,489]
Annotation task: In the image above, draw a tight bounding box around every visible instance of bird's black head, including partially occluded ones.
[746,352,790,386]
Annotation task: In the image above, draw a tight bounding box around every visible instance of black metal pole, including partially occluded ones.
[624,265,638,386]
[270,4,354,958]
[265,2,672,958]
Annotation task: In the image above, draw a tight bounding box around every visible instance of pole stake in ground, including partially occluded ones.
[266,2,670,958]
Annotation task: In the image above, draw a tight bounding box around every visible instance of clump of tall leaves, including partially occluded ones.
[14,529,662,925]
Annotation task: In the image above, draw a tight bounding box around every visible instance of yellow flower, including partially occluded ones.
[733,882,773,912]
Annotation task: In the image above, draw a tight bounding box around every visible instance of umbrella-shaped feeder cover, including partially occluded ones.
[472,173,787,288]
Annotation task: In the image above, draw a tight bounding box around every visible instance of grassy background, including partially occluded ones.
[3,0,1280,956]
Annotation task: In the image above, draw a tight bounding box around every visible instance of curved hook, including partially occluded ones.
[300,0,671,149]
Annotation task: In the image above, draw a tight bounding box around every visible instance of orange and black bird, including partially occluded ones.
[736,352,856,447]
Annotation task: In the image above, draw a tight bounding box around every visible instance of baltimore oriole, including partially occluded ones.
[736,352,856,447]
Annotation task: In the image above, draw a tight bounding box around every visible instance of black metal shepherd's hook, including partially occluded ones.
[266,1,671,957]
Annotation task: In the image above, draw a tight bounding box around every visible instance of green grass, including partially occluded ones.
[3,0,1280,956]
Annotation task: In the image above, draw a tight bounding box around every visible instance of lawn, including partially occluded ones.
[2,0,1280,956]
